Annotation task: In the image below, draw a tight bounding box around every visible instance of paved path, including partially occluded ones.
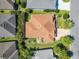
[70,0,79,59]
[58,0,70,11]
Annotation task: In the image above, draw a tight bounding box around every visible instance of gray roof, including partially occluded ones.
[0,0,15,10]
[0,41,19,59]
[27,0,58,10]
[32,49,56,59]
[0,14,16,37]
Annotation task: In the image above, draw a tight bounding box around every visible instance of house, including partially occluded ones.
[0,41,19,59]
[32,49,56,59]
[0,14,16,37]
[25,13,56,43]
[0,0,15,10]
[26,0,58,10]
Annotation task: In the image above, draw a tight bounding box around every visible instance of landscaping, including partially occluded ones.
[25,36,74,59]
[63,0,70,3]
[56,10,74,29]
[53,36,74,59]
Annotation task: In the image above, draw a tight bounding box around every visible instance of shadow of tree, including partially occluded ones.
[67,51,73,57]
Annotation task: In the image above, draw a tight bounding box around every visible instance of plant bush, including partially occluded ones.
[63,0,70,3]
[57,13,62,17]
[44,9,55,12]
[53,43,70,59]
[63,13,70,19]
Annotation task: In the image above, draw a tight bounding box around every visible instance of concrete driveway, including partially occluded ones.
[58,0,70,11]
[70,0,79,59]
[56,29,70,40]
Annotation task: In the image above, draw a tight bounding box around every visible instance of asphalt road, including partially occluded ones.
[70,0,79,59]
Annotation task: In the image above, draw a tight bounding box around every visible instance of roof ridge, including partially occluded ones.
[0,26,15,37]
[8,50,18,59]
[31,14,53,40]
[33,14,53,35]
[0,15,13,25]
[6,0,14,6]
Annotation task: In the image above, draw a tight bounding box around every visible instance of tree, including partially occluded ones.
[53,43,70,59]
[60,36,74,47]
[63,13,70,19]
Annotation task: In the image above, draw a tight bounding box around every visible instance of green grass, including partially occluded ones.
[0,37,17,42]
[63,0,70,2]
[25,40,59,49]
[0,10,12,14]
[31,10,53,14]
[32,10,47,14]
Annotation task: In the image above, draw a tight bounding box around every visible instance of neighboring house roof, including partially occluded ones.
[0,14,16,37]
[32,49,56,59]
[0,41,19,59]
[26,14,56,42]
[0,0,15,10]
[27,0,58,10]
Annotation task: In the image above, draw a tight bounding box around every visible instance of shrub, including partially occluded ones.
[63,0,70,3]
[44,9,55,12]
[25,13,31,22]
[53,43,70,59]
[55,10,60,13]
[63,13,70,19]
[44,9,60,13]
[60,36,74,47]
[29,9,33,13]
[57,13,62,17]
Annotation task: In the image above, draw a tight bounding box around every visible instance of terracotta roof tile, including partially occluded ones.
[26,13,56,43]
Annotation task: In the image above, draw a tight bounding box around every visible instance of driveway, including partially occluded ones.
[58,0,70,11]
[70,0,79,59]
[56,29,70,40]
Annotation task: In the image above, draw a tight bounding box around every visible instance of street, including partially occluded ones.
[70,0,79,59]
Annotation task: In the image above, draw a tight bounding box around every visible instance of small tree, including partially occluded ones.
[63,0,70,3]
[53,43,70,59]
[60,36,74,47]
[63,13,70,19]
